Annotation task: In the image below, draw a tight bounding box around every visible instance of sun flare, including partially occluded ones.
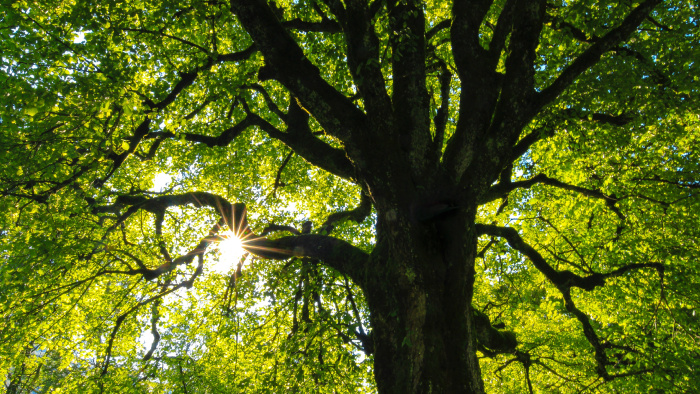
[210,231,246,273]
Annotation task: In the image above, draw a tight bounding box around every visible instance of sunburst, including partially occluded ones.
[210,230,247,274]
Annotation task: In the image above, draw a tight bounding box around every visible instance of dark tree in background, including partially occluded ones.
[1,0,698,392]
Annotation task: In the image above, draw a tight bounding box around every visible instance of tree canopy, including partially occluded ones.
[1,0,698,392]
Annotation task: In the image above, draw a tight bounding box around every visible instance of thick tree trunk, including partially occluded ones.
[363,204,485,393]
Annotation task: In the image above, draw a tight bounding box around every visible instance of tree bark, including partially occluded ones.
[364,203,485,393]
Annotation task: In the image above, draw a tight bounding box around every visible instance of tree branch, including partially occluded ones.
[230,0,365,143]
[95,192,369,285]
[145,115,254,148]
[487,0,517,62]
[101,255,204,376]
[145,100,357,182]
[145,45,256,111]
[509,125,554,163]
[473,309,518,353]
[260,224,301,237]
[476,224,665,380]
[318,192,372,235]
[482,0,546,154]
[389,0,431,174]
[94,118,152,187]
[250,101,357,181]
[562,109,633,126]
[475,224,662,292]
[547,15,674,88]
[432,61,452,160]
[242,84,286,120]
[143,300,162,361]
[426,19,450,41]
[559,288,611,380]
[480,173,625,224]
[271,150,294,197]
[93,46,256,186]
[482,173,616,202]
[536,0,662,109]
[120,27,212,55]
[443,0,500,179]
[342,0,393,124]
[92,192,248,280]
[243,234,370,287]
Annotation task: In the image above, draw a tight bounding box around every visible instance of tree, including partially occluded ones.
[1,0,698,392]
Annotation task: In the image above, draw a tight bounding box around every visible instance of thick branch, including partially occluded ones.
[251,102,356,181]
[560,288,610,380]
[444,0,500,179]
[230,0,365,143]
[476,224,663,292]
[271,150,294,196]
[101,255,204,376]
[120,27,211,56]
[632,176,700,190]
[473,309,518,354]
[242,84,286,120]
[481,173,626,231]
[450,0,491,78]
[562,109,633,126]
[260,224,301,237]
[507,108,631,167]
[342,0,393,125]
[93,192,248,279]
[143,300,162,361]
[548,15,674,88]
[536,0,662,109]
[477,224,665,379]
[95,118,151,187]
[319,192,372,235]
[147,46,256,111]
[244,234,369,287]
[426,19,450,41]
[432,62,452,160]
[145,104,357,181]
[96,193,369,285]
[389,0,431,174]
[478,0,546,161]
[487,0,517,62]
[94,46,256,186]
[509,125,554,163]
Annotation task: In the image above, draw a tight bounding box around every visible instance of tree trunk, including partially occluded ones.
[363,203,485,393]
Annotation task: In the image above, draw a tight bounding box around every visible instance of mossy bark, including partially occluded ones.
[362,203,485,393]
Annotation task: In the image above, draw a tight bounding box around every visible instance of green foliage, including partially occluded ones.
[1,0,698,392]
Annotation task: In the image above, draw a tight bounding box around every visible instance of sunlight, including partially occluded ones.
[210,231,246,274]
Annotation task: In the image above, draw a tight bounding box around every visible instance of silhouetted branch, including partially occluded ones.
[231,0,365,143]
[143,300,161,361]
[319,192,372,235]
[481,173,625,224]
[271,151,294,197]
[432,62,452,158]
[101,255,204,376]
[536,0,662,108]
[426,19,451,41]
[476,223,665,380]
[476,224,663,292]
[94,192,370,285]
